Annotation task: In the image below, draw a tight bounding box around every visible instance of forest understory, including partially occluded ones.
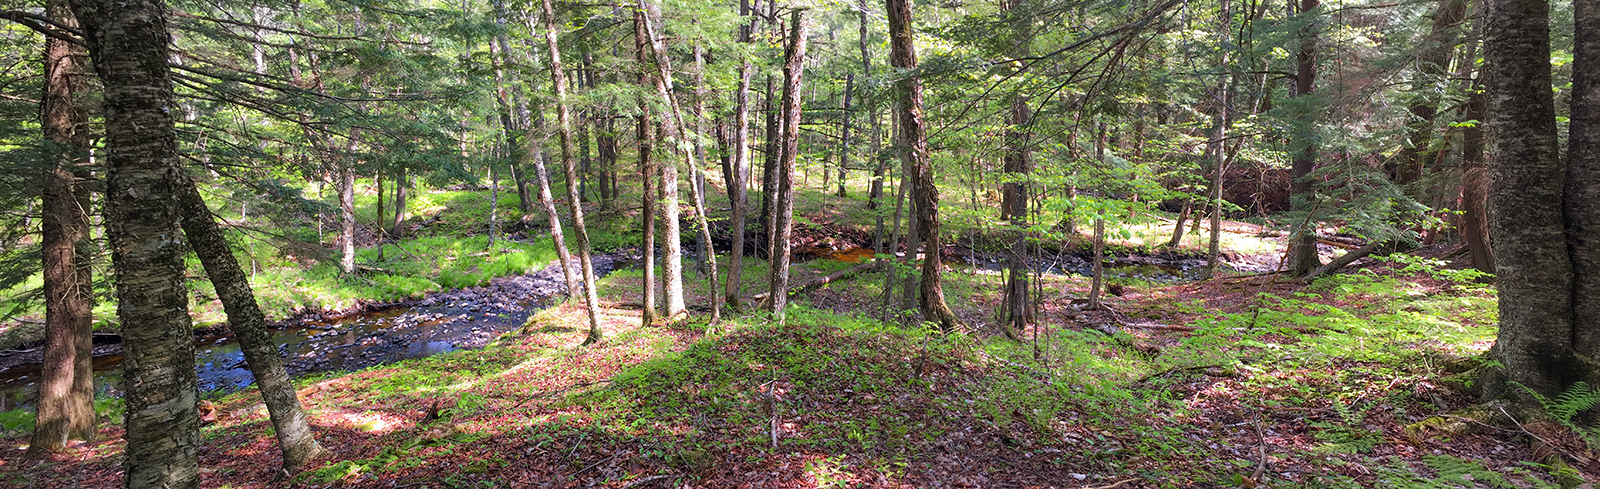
[0,183,1572,489]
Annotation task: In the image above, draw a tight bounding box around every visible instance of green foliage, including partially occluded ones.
[0,407,33,437]
[1516,381,1600,449]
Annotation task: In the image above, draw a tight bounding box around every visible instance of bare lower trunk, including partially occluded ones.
[880,175,910,322]
[640,116,658,325]
[390,168,407,237]
[1088,218,1106,310]
[1166,199,1191,248]
[1460,83,1493,274]
[726,56,755,310]
[338,161,356,275]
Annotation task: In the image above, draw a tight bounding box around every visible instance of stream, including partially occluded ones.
[0,254,629,411]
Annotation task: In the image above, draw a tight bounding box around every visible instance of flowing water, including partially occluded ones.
[0,254,628,411]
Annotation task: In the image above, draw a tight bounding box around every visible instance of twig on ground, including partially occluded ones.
[1135,364,1222,383]
[508,380,610,411]
[571,454,618,477]
[976,349,1052,380]
[1084,479,1139,489]
[622,474,681,488]
[1498,406,1562,450]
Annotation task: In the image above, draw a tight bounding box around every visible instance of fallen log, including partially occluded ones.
[1299,239,1392,282]
[751,260,882,303]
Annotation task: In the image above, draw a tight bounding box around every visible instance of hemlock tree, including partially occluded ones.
[30,0,96,453]
[65,0,202,487]
[886,0,961,332]
[1481,0,1600,409]
[767,9,807,320]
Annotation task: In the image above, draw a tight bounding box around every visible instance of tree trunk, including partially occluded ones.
[176,175,328,472]
[1391,0,1468,187]
[886,0,961,332]
[542,0,605,344]
[338,158,356,275]
[1565,0,1600,384]
[488,163,500,250]
[67,0,201,486]
[529,131,578,301]
[1166,199,1191,248]
[31,0,96,454]
[838,73,853,198]
[1088,217,1106,310]
[1285,0,1322,277]
[640,114,659,325]
[726,4,756,311]
[638,2,719,322]
[761,74,780,259]
[1460,82,1493,274]
[880,174,910,322]
[1483,0,1585,404]
[767,10,808,320]
[391,167,408,237]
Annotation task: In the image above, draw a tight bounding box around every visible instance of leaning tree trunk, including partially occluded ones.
[529,136,579,301]
[767,10,808,319]
[176,175,328,472]
[31,0,97,453]
[67,0,202,486]
[542,0,605,344]
[886,0,961,331]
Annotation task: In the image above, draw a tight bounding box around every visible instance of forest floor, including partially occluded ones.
[0,187,1589,488]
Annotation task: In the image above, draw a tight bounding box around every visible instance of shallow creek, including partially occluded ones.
[0,254,628,410]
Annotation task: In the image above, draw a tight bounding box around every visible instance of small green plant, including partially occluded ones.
[0,408,34,436]
[1516,381,1600,448]
[1310,398,1379,454]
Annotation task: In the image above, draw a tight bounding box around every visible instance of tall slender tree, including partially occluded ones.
[1285,0,1323,276]
[540,0,604,344]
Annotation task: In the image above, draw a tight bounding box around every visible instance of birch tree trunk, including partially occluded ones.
[67,0,201,486]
